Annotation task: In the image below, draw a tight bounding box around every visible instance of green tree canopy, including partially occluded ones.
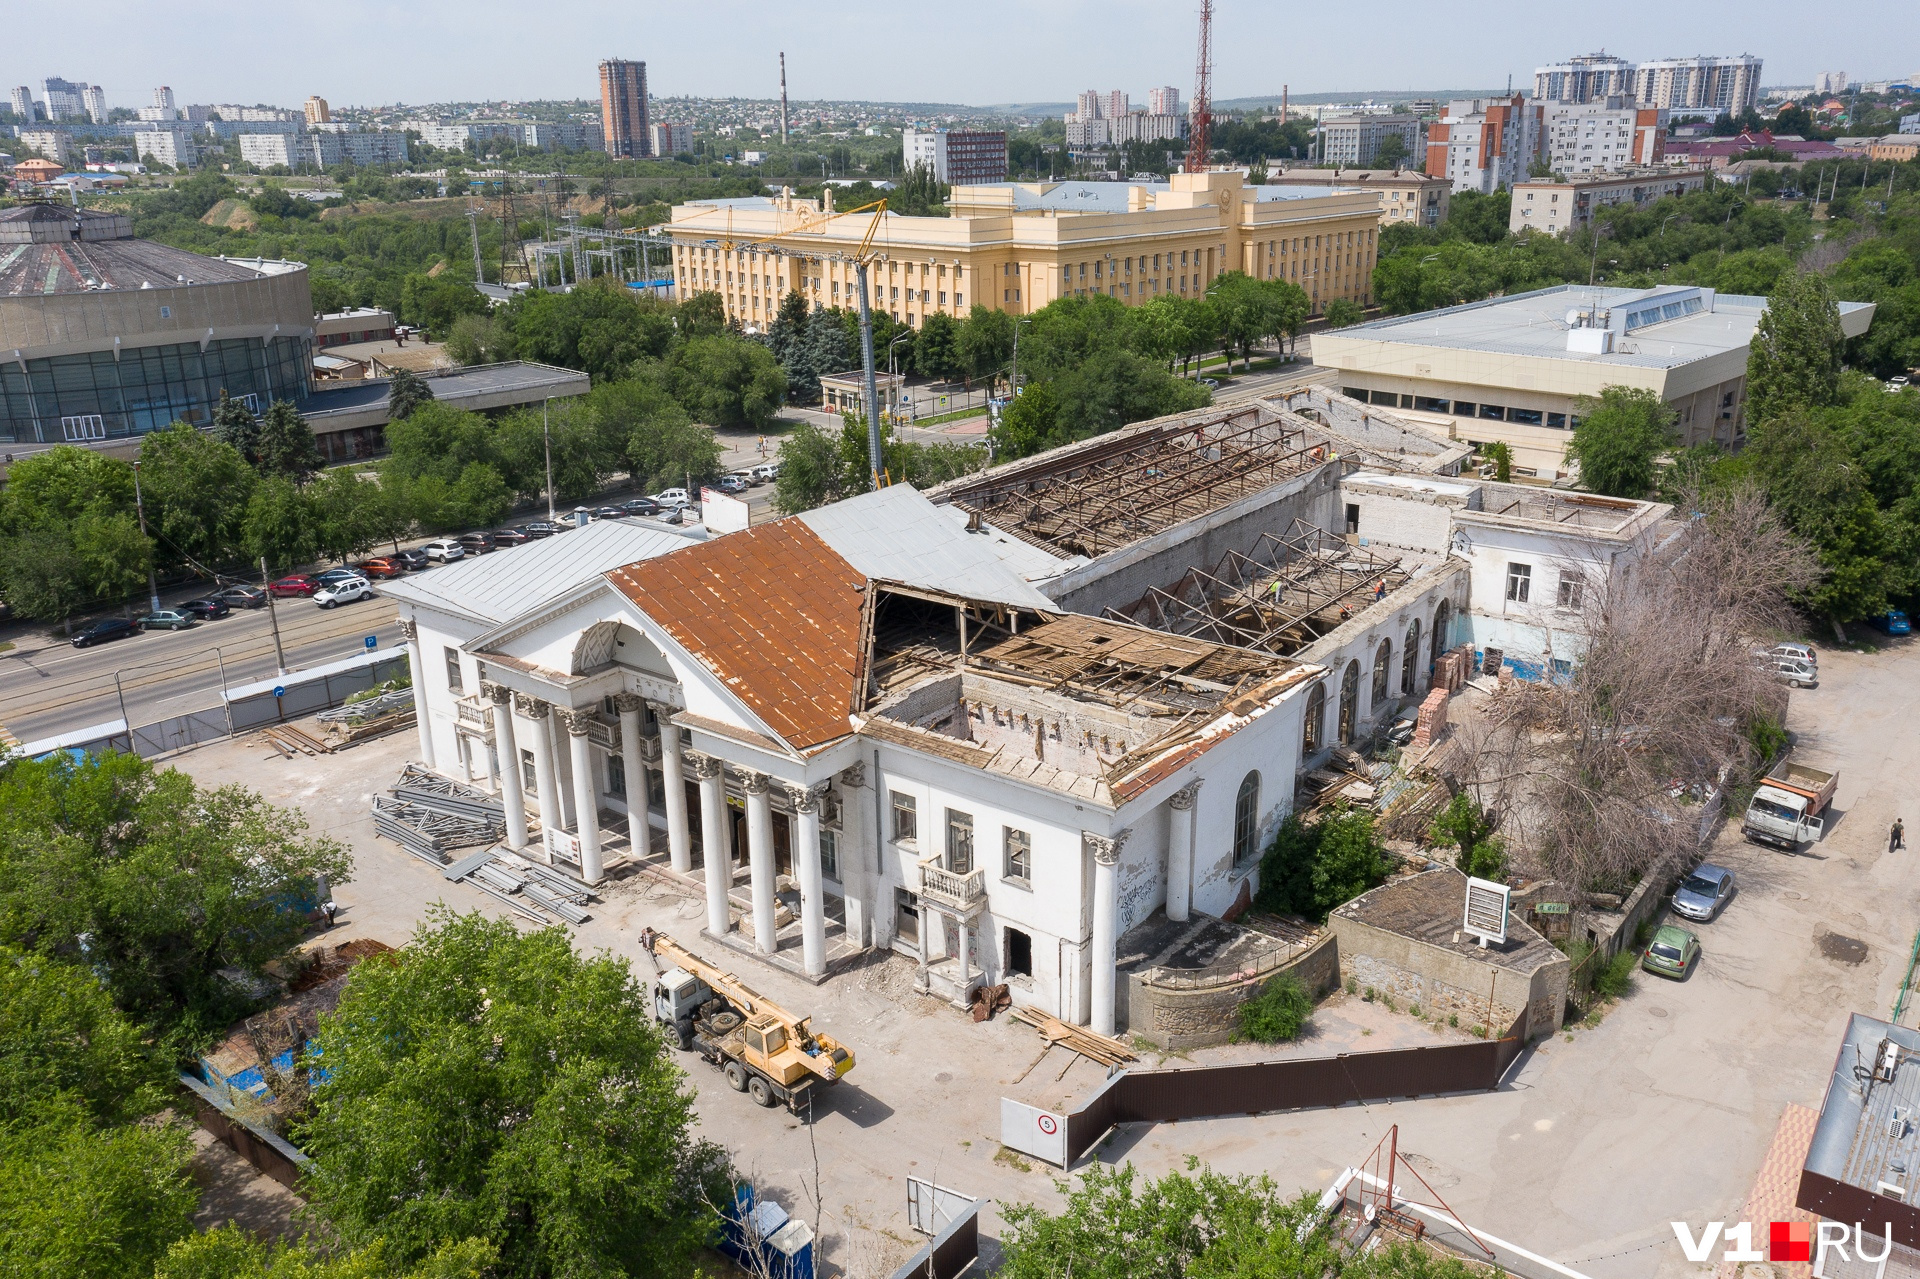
[137,424,256,569]
[1255,803,1390,920]
[298,910,729,1277]
[256,400,326,480]
[399,274,489,338]
[1565,386,1680,498]
[387,367,435,421]
[659,334,786,430]
[1747,271,1845,424]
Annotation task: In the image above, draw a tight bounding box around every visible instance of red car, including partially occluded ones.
[354,558,404,579]
[269,575,318,597]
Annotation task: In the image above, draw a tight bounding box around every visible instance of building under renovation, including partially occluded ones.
[383,388,1666,1036]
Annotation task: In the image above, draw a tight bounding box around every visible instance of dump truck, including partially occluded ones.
[649,934,854,1113]
[1742,759,1839,852]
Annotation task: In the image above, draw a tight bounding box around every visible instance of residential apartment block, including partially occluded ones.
[17,130,70,164]
[1425,97,1544,194]
[132,128,195,169]
[903,127,1009,185]
[664,171,1380,332]
[1542,98,1666,174]
[1509,171,1706,236]
[10,87,35,122]
[1147,86,1182,116]
[304,96,330,125]
[241,129,410,170]
[1535,52,1763,115]
[1066,88,1187,150]
[652,121,693,156]
[1316,115,1425,167]
[1265,168,1451,229]
[599,58,650,159]
[40,78,88,122]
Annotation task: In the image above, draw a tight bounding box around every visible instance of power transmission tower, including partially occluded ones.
[1184,0,1213,173]
[467,200,485,284]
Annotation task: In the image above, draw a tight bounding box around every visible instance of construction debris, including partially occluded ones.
[372,794,504,862]
[439,849,595,927]
[258,723,332,757]
[1009,1006,1138,1068]
[392,763,505,823]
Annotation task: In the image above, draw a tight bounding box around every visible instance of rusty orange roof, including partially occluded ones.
[605,520,867,753]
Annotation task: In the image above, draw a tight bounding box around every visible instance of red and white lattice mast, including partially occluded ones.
[1183,0,1214,172]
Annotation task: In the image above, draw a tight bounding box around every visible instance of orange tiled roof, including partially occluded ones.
[605,520,867,752]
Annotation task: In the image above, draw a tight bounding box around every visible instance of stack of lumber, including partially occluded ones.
[259,723,332,757]
[1009,1007,1137,1067]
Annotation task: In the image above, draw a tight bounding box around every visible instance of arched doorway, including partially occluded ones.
[1339,660,1361,743]
[1371,639,1392,710]
[1431,599,1452,666]
[1303,682,1326,756]
[1402,619,1421,695]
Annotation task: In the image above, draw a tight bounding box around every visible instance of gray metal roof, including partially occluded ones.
[1331,283,1875,371]
[380,519,705,626]
[798,484,1064,610]
[1805,1013,1920,1194]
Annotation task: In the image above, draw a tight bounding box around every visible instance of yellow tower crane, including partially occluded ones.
[718,198,891,485]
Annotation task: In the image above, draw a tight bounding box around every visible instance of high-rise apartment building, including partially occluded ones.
[82,86,107,124]
[1066,87,1187,149]
[902,127,1008,184]
[1814,71,1848,95]
[1148,86,1182,117]
[305,96,331,125]
[1316,115,1425,167]
[1076,90,1103,120]
[1104,90,1131,121]
[154,86,175,113]
[1541,98,1666,173]
[651,121,693,156]
[18,131,71,164]
[1535,53,1762,115]
[599,58,650,159]
[41,78,87,121]
[9,87,34,122]
[1425,97,1544,194]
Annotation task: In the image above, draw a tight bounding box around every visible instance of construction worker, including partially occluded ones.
[1892,819,1906,854]
[1375,579,1386,601]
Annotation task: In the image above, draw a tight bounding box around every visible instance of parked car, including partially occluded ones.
[215,584,268,610]
[137,609,198,632]
[716,474,750,494]
[71,617,139,648]
[1888,376,1910,393]
[651,488,692,509]
[315,568,363,587]
[492,527,532,547]
[354,557,405,579]
[393,548,430,571]
[1199,377,1220,389]
[1869,609,1911,636]
[1769,657,1819,689]
[313,577,374,608]
[593,506,627,520]
[178,597,231,620]
[522,521,564,537]
[1671,864,1735,922]
[1641,925,1700,980]
[621,498,662,517]
[1758,642,1816,667]
[270,575,319,597]
[421,539,466,562]
[749,465,779,484]
[457,532,496,555]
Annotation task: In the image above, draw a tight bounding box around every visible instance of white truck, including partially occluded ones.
[1742,760,1838,852]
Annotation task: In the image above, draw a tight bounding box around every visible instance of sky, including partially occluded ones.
[8,1,1918,110]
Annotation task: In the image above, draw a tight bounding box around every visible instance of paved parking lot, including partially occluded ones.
[173,635,1920,1277]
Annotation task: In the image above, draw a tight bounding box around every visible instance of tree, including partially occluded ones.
[211,392,261,462]
[1323,297,1365,329]
[1427,793,1508,881]
[1565,386,1679,498]
[137,425,255,569]
[255,399,325,479]
[677,290,727,339]
[1207,272,1284,371]
[387,366,435,421]
[155,1228,498,1279]
[308,467,384,564]
[1235,972,1314,1043]
[443,312,511,367]
[0,529,94,627]
[0,1117,198,1278]
[772,420,848,514]
[1254,803,1389,919]
[298,910,730,1277]
[915,309,962,381]
[956,304,1015,390]
[1746,271,1845,425]
[398,273,488,338]
[661,335,786,430]
[0,751,352,1045]
[1372,134,1410,169]
[0,945,171,1132]
[243,474,322,572]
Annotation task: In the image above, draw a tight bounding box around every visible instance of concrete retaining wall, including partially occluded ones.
[1330,915,1569,1038]
[1123,932,1341,1050]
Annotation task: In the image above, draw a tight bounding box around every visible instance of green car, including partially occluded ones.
[1642,925,1700,980]
[136,609,197,631]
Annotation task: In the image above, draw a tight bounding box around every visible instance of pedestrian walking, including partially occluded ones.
[1892,818,1906,853]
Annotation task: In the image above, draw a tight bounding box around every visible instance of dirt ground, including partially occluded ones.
[170,633,1920,1277]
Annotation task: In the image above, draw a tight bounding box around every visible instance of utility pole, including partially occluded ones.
[543,397,557,520]
[131,461,159,614]
[260,556,287,675]
[467,200,485,285]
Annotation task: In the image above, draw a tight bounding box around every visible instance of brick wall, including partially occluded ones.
[1123,932,1340,1049]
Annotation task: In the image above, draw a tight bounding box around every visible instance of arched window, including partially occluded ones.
[1431,599,1452,666]
[1233,772,1261,863]
[1371,638,1392,710]
[1339,660,1361,743]
[1303,681,1326,755]
[1402,619,1422,695]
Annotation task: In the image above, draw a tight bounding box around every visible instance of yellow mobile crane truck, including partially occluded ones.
[650,934,855,1113]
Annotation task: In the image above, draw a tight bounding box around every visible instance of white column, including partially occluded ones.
[834,763,870,946]
[561,710,604,884]
[518,696,560,834]
[657,706,692,873]
[743,772,778,955]
[614,694,649,860]
[1166,782,1201,923]
[550,714,575,828]
[487,684,529,850]
[956,914,972,1002]
[791,785,828,978]
[1087,830,1129,1036]
[401,618,436,768]
[690,754,731,937]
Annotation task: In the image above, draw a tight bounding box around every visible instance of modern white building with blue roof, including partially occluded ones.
[1311,283,1877,478]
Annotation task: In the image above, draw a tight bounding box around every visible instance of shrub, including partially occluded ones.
[1235,972,1315,1043]
[1594,950,1637,999]
[1363,986,1376,1002]
[1409,1004,1422,1018]
[1345,977,1359,995]
[1448,1012,1458,1028]
[1255,803,1391,919]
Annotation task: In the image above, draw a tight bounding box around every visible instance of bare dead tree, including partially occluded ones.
[1458,484,1817,895]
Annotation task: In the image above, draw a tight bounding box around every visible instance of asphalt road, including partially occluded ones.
[0,592,401,745]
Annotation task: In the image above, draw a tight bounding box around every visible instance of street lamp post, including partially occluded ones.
[887,333,912,427]
[131,461,159,614]
[260,556,287,676]
[543,397,556,521]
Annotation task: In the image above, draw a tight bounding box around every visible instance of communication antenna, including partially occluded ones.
[1183,0,1213,173]
[779,53,790,145]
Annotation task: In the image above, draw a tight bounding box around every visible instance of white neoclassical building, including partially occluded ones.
[384,392,1666,1035]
